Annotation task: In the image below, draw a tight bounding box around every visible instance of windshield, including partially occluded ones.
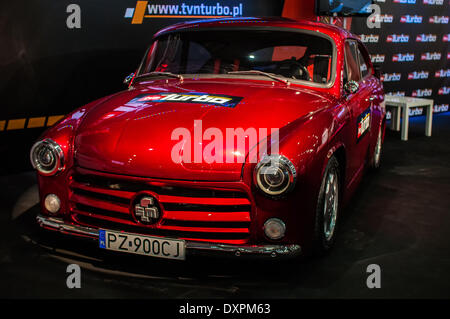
[138,29,334,85]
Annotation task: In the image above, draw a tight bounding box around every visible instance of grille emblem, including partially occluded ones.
[134,196,160,225]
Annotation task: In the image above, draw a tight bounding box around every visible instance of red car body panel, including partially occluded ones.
[35,17,385,256]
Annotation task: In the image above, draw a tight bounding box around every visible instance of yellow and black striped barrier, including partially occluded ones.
[0,115,65,131]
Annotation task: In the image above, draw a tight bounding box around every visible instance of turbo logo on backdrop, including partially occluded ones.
[353,0,449,117]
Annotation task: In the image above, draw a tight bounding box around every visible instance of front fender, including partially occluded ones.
[241,103,348,249]
[34,94,120,217]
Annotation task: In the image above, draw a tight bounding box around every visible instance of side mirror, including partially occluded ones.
[124,73,135,85]
[344,80,359,94]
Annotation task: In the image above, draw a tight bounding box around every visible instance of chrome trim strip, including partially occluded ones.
[36,214,301,257]
[186,241,300,256]
[37,215,99,237]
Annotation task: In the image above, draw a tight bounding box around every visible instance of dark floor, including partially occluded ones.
[1,113,450,299]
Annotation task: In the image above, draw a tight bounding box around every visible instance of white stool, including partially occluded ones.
[385,96,433,141]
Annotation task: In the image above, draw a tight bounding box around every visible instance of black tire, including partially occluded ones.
[311,156,341,255]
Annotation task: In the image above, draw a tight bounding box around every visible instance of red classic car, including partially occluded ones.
[31,17,385,260]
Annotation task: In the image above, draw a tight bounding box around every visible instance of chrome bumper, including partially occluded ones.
[36,214,301,258]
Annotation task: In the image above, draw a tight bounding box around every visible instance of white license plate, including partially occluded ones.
[99,229,185,260]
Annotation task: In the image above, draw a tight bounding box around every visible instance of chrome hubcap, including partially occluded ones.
[323,169,338,241]
[374,128,382,166]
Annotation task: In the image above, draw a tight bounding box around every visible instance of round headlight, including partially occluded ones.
[255,155,296,196]
[30,139,65,176]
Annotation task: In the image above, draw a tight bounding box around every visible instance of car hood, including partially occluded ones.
[74,78,332,181]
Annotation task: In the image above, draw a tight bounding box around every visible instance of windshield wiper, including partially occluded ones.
[135,71,184,82]
[227,70,290,86]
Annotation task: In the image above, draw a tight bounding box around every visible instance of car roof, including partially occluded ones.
[154,17,355,40]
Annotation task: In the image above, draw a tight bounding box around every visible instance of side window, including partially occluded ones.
[344,41,361,82]
[357,45,372,79]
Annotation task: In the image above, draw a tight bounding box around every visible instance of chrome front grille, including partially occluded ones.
[68,168,252,244]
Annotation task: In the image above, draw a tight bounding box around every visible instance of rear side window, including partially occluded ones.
[344,41,360,82]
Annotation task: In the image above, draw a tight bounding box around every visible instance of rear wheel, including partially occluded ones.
[312,156,340,255]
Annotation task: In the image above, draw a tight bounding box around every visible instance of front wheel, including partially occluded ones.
[371,124,383,169]
[312,156,341,255]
